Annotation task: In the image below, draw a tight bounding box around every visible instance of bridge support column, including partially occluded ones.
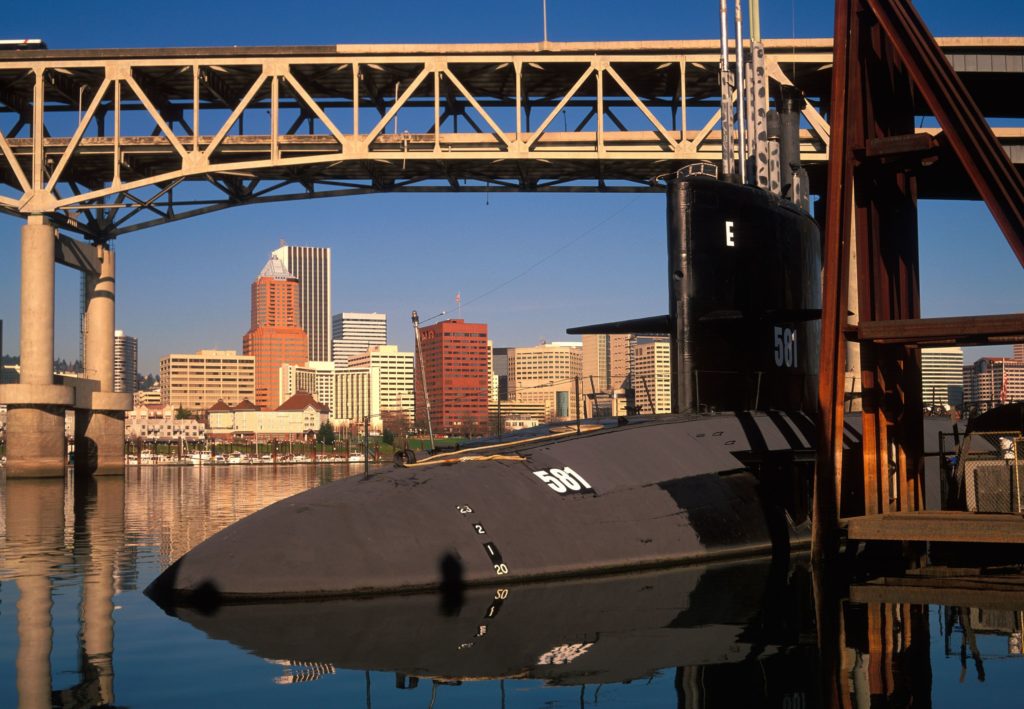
[0,216,74,477]
[76,244,130,475]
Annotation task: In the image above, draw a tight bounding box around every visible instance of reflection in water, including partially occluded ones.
[1,465,353,708]
[5,478,67,709]
[167,556,820,705]
[2,465,1024,707]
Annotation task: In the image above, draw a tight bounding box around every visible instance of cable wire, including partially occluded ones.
[420,195,641,324]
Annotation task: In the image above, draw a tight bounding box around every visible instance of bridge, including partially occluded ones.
[0,37,1021,236]
[0,36,1022,476]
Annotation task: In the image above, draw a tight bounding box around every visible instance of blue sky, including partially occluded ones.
[1,0,1022,373]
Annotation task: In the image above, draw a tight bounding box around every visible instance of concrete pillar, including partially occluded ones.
[1,216,74,477]
[83,244,115,391]
[76,244,129,475]
[20,216,55,387]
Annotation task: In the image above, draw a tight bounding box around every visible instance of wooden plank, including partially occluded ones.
[846,511,1024,543]
[852,576,1024,610]
[858,313,1024,345]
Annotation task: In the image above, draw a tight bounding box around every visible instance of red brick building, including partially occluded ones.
[243,254,308,410]
[414,319,489,436]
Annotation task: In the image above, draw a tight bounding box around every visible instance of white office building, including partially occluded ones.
[921,346,964,409]
[279,361,338,419]
[348,345,414,423]
[632,338,671,414]
[332,312,387,368]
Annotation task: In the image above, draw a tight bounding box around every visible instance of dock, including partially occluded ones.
[844,511,1024,545]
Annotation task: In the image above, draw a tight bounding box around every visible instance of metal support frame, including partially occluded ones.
[813,0,1024,559]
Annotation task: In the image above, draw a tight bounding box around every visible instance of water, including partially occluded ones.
[1,466,1022,708]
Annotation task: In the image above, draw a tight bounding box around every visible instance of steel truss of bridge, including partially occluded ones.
[0,37,1021,237]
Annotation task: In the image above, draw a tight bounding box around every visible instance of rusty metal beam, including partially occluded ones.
[866,0,1024,264]
[858,313,1024,345]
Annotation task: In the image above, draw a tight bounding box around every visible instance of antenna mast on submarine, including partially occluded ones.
[718,0,736,179]
[734,0,748,184]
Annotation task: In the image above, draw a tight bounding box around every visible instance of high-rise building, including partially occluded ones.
[273,244,331,362]
[332,312,387,369]
[492,346,509,399]
[160,349,255,413]
[963,356,1024,413]
[632,339,671,414]
[243,254,308,410]
[921,346,964,409]
[507,342,584,422]
[114,329,138,394]
[1014,344,1024,362]
[414,319,489,436]
[582,333,632,392]
[349,345,414,423]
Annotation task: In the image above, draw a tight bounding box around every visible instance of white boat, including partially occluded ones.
[346,453,365,463]
[190,452,212,466]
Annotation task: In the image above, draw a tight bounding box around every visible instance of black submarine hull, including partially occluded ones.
[148,411,820,601]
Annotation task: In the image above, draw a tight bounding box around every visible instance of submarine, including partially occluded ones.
[147,170,827,603]
[147,8,831,604]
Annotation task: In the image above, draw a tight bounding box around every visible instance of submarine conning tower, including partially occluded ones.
[667,176,821,415]
[569,2,822,416]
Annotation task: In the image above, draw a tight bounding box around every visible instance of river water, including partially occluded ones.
[1,466,1021,708]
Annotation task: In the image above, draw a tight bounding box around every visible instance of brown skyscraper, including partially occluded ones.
[243,254,308,410]
[414,319,489,436]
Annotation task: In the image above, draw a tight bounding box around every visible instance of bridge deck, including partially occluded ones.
[0,37,1019,236]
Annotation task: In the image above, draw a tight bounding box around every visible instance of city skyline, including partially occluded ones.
[0,0,1020,375]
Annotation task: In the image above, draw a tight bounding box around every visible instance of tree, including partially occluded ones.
[316,422,336,445]
[175,406,193,420]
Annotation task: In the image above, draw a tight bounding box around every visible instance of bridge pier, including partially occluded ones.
[76,244,130,475]
[0,218,130,477]
[1,216,74,477]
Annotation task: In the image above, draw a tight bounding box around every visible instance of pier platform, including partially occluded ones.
[844,511,1024,545]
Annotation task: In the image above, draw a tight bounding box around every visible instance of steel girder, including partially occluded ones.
[0,38,1018,238]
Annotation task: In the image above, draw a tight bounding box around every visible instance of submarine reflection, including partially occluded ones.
[166,557,820,705]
